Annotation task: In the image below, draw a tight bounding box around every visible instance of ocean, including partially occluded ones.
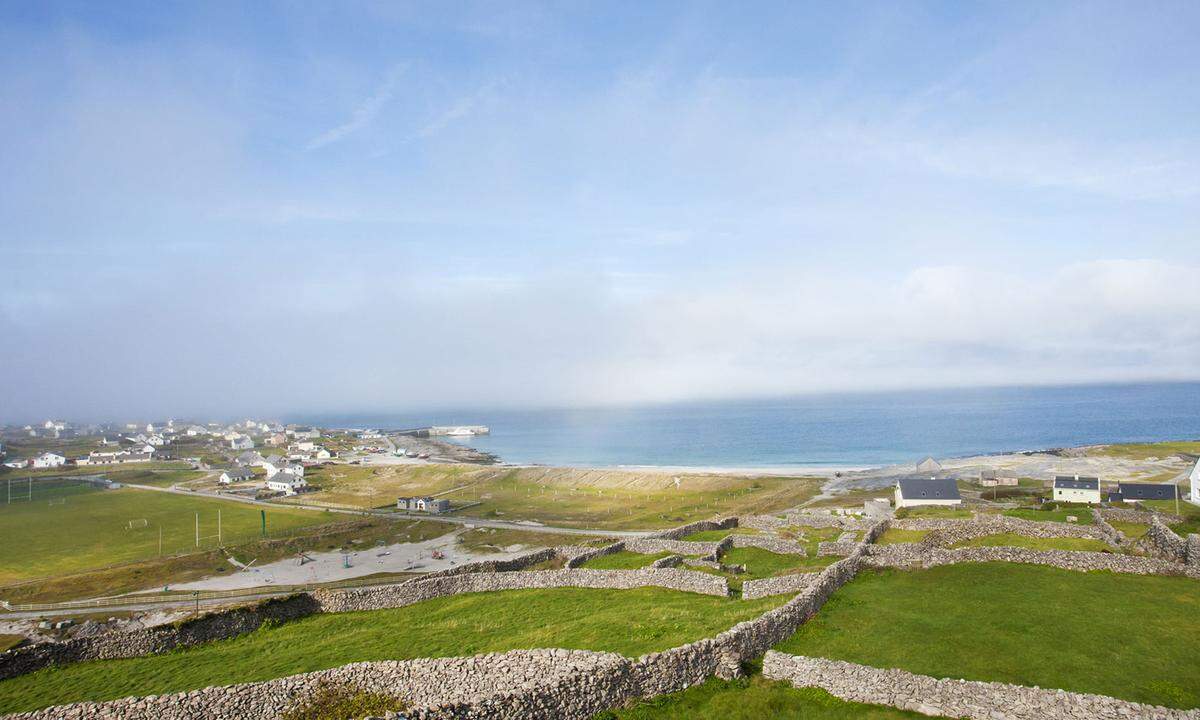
[295,382,1200,469]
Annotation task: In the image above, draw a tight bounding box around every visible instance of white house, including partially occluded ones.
[32,452,67,469]
[230,435,255,451]
[1190,458,1200,505]
[4,459,29,469]
[147,434,166,447]
[894,478,961,508]
[293,441,316,453]
[219,467,254,484]
[313,447,332,460]
[1052,476,1102,504]
[266,471,307,496]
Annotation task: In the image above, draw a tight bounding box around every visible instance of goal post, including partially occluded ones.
[126,518,149,530]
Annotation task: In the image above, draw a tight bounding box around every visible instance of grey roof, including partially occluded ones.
[223,467,253,479]
[897,478,960,501]
[1117,483,1176,501]
[1054,476,1099,491]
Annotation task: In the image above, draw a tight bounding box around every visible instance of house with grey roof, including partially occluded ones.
[397,496,450,514]
[219,467,255,484]
[894,478,961,509]
[1052,475,1101,504]
[1115,482,1177,503]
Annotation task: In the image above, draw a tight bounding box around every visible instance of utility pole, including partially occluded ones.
[218,509,222,545]
[195,512,199,547]
[158,526,162,556]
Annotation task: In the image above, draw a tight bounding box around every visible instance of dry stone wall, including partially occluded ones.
[312,568,731,613]
[729,534,807,555]
[1137,517,1189,563]
[648,517,738,540]
[1100,507,1183,525]
[624,538,720,556]
[1090,509,1125,545]
[4,650,639,720]
[0,594,320,682]
[763,652,1199,720]
[741,572,819,599]
[563,541,625,568]
[864,544,1200,578]
[739,514,790,531]
[896,515,1115,549]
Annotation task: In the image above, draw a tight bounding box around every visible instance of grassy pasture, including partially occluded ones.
[1085,440,1200,460]
[1107,520,1149,539]
[777,564,1200,709]
[874,528,928,545]
[0,587,785,713]
[0,518,449,604]
[0,486,328,584]
[682,528,760,541]
[599,671,929,719]
[1000,507,1094,525]
[950,533,1112,552]
[893,506,971,519]
[288,463,822,530]
[581,551,673,569]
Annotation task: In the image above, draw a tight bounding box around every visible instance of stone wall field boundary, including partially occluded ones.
[0,594,321,682]
[762,652,1199,720]
[729,534,807,555]
[311,568,731,613]
[564,541,625,568]
[863,544,1200,578]
[741,572,819,599]
[648,517,738,540]
[3,650,640,720]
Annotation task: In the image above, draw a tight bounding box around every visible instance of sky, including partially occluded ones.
[1,1,1198,422]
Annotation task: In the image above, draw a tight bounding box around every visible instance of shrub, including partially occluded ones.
[280,683,405,720]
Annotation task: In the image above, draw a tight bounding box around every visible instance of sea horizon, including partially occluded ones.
[290,381,1200,469]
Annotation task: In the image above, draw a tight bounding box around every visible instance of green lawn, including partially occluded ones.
[894,506,971,519]
[688,547,835,591]
[1001,507,1093,525]
[581,551,672,569]
[777,564,1200,709]
[1107,521,1149,540]
[873,529,928,545]
[951,533,1111,553]
[682,529,759,541]
[597,671,929,719]
[0,588,784,713]
[0,486,328,583]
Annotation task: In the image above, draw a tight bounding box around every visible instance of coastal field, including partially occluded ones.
[0,485,328,585]
[0,587,784,713]
[776,564,1200,709]
[286,463,823,530]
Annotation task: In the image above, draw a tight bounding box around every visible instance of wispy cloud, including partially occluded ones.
[306,64,407,151]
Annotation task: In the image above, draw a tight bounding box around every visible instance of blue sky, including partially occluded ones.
[1,1,1198,421]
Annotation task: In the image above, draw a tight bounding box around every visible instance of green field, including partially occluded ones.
[1085,440,1200,460]
[1142,500,1200,535]
[777,564,1200,708]
[0,588,784,713]
[873,528,928,545]
[1001,507,1094,525]
[0,486,329,583]
[950,533,1112,553]
[598,671,928,719]
[1107,520,1149,539]
[581,551,673,569]
[289,463,822,530]
[893,506,971,519]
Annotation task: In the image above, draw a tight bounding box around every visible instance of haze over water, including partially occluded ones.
[299,382,1200,469]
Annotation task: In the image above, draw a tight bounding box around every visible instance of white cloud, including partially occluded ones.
[306,65,407,150]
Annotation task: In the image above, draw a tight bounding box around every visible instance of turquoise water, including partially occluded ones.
[296,382,1200,468]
